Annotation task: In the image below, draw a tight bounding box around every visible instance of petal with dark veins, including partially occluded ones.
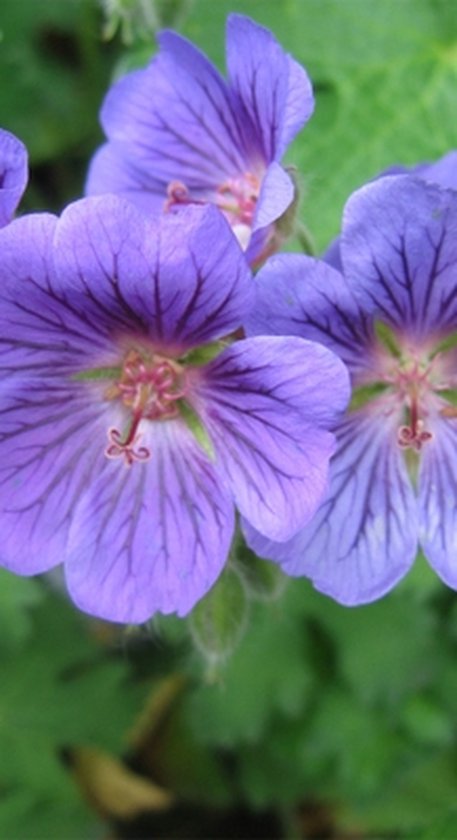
[341,176,457,339]
[98,32,249,187]
[244,411,418,604]
[66,421,234,623]
[193,336,349,541]
[418,415,457,587]
[0,376,115,575]
[246,253,374,378]
[226,14,314,161]
[54,198,253,353]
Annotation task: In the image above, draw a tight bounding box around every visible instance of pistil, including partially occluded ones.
[367,328,441,453]
[104,349,186,466]
[393,365,434,452]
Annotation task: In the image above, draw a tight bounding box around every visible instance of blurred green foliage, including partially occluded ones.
[2,0,457,837]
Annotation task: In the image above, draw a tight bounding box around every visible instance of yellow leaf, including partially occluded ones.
[69,746,173,820]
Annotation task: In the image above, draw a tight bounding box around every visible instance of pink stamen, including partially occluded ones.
[104,349,186,466]
[164,172,260,229]
[215,173,260,226]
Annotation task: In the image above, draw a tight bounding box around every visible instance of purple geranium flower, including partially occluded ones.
[325,149,457,271]
[0,128,28,227]
[85,14,313,266]
[0,196,348,623]
[245,175,457,605]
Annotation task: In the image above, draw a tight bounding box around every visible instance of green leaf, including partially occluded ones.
[0,570,44,651]
[0,0,113,197]
[187,587,312,745]
[0,787,97,840]
[420,809,457,840]
[301,578,444,707]
[343,754,457,834]
[0,592,145,799]
[297,688,402,799]
[402,695,451,748]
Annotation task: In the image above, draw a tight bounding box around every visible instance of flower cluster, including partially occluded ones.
[1,13,457,623]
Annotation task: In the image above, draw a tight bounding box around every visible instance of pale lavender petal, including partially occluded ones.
[341,175,457,338]
[55,197,253,352]
[192,336,349,541]
[413,151,457,191]
[0,213,118,379]
[151,204,254,347]
[253,161,294,230]
[282,54,315,154]
[0,376,115,574]
[65,421,234,623]
[54,194,157,339]
[418,415,457,587]
[85,142,165,214]
[0,128,28,226]
[226,15,314,161]
[322,236,342,272]
[246,253,374,377]
[244,227,271,268]
[245,411,419,604]
[99,33,249,188]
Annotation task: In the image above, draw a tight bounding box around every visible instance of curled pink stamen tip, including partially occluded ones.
[105,427,151,466]
[397,424,433,451]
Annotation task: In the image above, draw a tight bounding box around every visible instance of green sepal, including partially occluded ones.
[349,381,388,411]
[439,389,457,407]
[272,167,317,258]
[432,331,457,356]
[71,366,121,382]
[189,565,249,664]
[181,341,227,367]
[234,540,287,603]
[276,167,300,238]
[374,320,402,358]
[179,400,215,461]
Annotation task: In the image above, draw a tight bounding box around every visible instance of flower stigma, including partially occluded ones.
[391,359,434,452]
[104,348,187,466]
